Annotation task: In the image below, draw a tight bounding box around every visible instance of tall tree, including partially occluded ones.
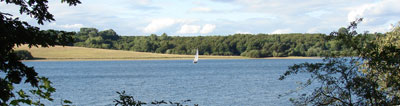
[279,19,400,105]
[0,0,80,105]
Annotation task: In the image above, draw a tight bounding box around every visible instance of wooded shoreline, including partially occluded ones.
[16,45,320,61]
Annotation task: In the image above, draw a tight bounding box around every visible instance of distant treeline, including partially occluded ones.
[45,28,377,58]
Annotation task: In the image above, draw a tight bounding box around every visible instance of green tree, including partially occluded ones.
[160,33,169,40]
[156,41,170,53]
[79,27,98,36]
[71,28,354,58]
[279,19,400,105]
[99,29,119,40]
[241,50,261,58]
[0,0,80,105]
[149,34,158,41]
[113,91,198,106]
[13,50,34,60]
[88,30,98,38]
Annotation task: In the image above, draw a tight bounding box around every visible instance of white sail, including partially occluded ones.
[193,49,199,63]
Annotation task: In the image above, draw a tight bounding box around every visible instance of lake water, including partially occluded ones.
[24,59,321,106]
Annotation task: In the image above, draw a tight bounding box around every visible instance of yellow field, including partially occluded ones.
[14,45,248,61]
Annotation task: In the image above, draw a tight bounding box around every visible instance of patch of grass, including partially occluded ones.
[14,45,247,61]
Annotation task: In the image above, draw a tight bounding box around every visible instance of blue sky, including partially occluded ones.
[1,0,400,36]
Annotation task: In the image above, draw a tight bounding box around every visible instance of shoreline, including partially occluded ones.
[22,56,322,62]
[15,45,322,62]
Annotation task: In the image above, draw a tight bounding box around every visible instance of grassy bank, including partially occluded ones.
[15,45,319,61]
[14,45,248,61]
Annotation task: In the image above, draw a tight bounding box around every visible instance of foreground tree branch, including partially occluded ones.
[280,19,400,105]
[0,0,80,105]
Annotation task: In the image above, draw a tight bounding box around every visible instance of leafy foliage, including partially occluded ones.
[13,50,34,60]
[114,91,146,106]
[114,91,198,106]
[279,57,387,105]
[0,0,80,105]
[279,19,400,105]
[72,28,362,58]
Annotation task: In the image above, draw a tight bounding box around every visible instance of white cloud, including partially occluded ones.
[271,29,292,34]
[306,10,329,18]
[235,31,252,34]
[200,24,216,34]
[59,24,85,29]
[136,0,151,5]
[3,0,398,35]
[348,0,400,22]
[368,25,391,33]
[233,0,326,14]
[143,18,177,33]
[177,24,216,34]
[360,22,395,33]
[142,18,198,34]
[306,27,320,33]
[190,7,213,12]
[177,24,201,34]
[346,0,400,33]
[347,4,374,22]
[45,23,84,30]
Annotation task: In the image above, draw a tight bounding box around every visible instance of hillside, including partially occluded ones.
[15,45,248,61]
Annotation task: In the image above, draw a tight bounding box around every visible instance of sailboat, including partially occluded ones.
[193,49,199,64]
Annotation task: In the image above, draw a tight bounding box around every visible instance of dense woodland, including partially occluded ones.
[47,27,377,58]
